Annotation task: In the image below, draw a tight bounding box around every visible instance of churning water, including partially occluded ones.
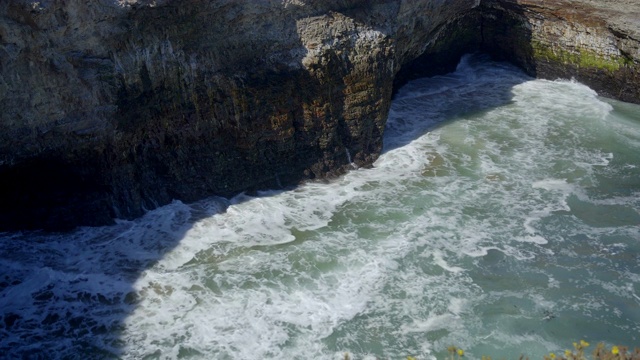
[1,55,639,359]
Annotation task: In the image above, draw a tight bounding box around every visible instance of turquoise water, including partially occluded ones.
[1,55,639,359]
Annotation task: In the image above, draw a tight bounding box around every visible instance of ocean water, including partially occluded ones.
[1,54,639,359]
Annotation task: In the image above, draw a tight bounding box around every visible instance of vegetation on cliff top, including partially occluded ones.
[341,341,640,360]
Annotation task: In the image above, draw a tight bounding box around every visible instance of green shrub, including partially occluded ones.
[342,340,640,360]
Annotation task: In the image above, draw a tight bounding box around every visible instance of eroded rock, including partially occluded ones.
[481,0,640,103]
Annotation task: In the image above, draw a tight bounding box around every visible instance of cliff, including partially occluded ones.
[481,0,640,103]
[0,0,638,230]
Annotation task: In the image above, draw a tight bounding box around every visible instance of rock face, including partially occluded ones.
[481,0,640,103]
[0,0,639,231]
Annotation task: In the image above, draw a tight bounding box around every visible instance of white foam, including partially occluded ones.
[532,179,574,192]
[432,250,465,273]
[405,313,457,334]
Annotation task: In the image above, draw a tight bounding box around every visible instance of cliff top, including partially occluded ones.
[560,0,640,39]
[574,0,640,29]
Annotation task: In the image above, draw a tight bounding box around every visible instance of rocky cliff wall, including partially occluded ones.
[0,0,482,230]
[0,0,638,231]
[480,0,640,104]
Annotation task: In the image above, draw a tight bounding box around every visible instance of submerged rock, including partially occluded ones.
[0,0,638,230]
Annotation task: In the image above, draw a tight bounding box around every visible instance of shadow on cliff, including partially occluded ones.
[0,1,538,358]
